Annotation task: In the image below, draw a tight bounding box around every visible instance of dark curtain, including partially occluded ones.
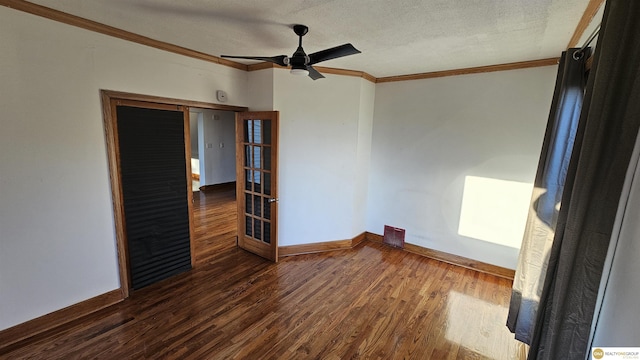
[507,48,587,344]
[528,0,640,358]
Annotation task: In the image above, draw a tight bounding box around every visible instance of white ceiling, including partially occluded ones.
[27,0,595,78]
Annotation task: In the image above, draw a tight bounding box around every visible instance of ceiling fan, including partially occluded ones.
[221,24,361,80]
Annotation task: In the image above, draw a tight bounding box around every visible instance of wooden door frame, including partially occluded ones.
[101,90,247,298]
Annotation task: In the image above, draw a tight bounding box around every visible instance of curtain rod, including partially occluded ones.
[574,23,601,60]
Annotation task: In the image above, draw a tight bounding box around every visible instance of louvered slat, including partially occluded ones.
[117,106,192,290]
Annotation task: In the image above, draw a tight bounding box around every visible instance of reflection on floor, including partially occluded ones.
[192,183,237,264]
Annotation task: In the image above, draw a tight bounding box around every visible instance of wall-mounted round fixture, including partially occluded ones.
[216,90,228,102]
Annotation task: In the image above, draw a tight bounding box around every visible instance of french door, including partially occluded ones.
[236,112,279,261]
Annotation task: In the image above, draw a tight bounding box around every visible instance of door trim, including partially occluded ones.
[101,90,247,298]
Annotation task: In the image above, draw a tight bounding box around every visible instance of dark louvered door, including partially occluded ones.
[117,105,193,289]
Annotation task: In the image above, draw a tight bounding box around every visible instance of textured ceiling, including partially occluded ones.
[27,0,595,77]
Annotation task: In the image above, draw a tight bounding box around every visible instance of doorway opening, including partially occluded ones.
[189,109,237,192]
[101,90,247,298]
[189,108,239,264]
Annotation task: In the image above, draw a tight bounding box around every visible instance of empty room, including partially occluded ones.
[1,0,639,359]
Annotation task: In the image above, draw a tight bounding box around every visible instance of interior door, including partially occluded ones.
[236,111,279,261]
[115,101,195,290]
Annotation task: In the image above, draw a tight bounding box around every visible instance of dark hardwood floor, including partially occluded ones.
[192,184,238,264]
[1,186,526,359]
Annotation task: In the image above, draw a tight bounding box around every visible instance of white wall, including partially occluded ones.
[353,80,376,234]
[0,7,247,330]
[248,69,275,112]
[196,109,237,185]
[272,70,375,246]
[590,132,640,347]
[367,67,557,269]
[189,112,200,175]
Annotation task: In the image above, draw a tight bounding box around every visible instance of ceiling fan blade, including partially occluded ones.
[308,44,361,65]
[220,55,288,67]
[307,65,325,80]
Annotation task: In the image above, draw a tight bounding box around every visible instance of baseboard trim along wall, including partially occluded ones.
[198,181,236,192]
[278,232,366,257]
[278,232,514,280]
[0,289,123,352]
[365,232,515,280]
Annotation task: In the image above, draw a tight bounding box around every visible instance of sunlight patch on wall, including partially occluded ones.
[446,291,521,358]
[458,176,533,249]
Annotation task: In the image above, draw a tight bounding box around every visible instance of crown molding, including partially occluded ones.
[247,62,378,83]
[0,0,247,71]
[568,0,605,48]
[376,58,560,83]
[3,0,591,84]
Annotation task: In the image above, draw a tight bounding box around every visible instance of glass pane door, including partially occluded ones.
[236,112,278,261]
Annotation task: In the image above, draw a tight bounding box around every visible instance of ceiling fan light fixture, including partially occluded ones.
[220,24,360,81]
[290,68,309,76]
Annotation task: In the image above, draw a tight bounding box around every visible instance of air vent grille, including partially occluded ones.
[383,225,405,249]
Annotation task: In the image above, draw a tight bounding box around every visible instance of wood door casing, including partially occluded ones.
[236,112,279,262]
[101,90,248,298]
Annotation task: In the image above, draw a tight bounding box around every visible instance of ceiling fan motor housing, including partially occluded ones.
[290,47,309,70]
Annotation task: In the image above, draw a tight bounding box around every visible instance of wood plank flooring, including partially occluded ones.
[192,184,238,264]
[1,186,527,359]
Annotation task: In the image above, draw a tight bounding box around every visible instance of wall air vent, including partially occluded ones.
[383,225,405,249]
